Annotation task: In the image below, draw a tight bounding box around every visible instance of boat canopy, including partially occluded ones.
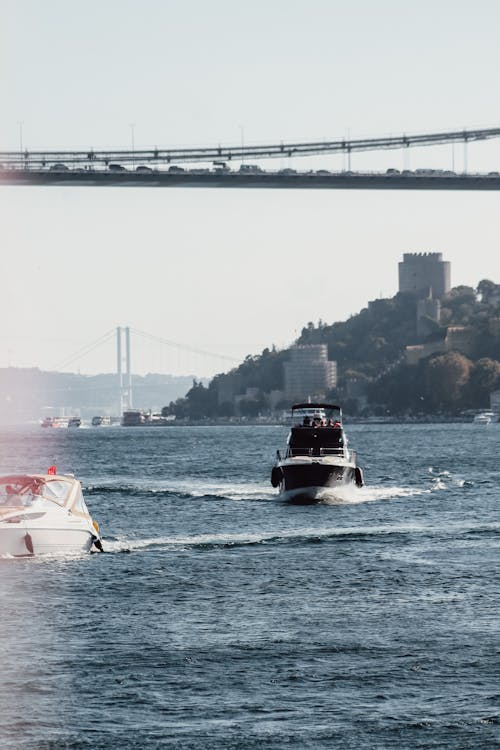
[290,404,342,425]
[292,403,341,412]
[0,475,90,517]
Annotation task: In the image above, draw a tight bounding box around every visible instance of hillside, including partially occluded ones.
[167,279,500,418]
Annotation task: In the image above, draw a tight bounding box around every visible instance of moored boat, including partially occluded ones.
[91,415,112,426]
[41,416,81,428]
[270,403,363,502]
[472,411,497,424]
[0,469,102,556]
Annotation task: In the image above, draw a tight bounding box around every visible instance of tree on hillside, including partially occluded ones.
[298,292,418,378]
[477,279,499,304]
[463,358,500,409]
[425,352,472,411]
[441,286,476,325]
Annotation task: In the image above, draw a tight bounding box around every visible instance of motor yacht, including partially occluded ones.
[0,469,102,556]
[271,403,363,502]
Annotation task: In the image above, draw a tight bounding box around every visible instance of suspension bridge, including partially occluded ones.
[52,326,239,415]
[2,126,500,190]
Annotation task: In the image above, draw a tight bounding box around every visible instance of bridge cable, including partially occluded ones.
[51,328,116,372]
[130,327,239,364]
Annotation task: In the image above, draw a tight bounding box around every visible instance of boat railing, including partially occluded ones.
[284,446,347,458]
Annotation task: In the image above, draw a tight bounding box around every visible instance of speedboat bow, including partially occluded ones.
[0,469,102,556]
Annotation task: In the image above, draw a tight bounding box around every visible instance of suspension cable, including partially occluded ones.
[51,329,116,371]
[130,327,238,363]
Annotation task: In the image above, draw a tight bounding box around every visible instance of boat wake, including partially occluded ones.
[102,518,500,555]
[316,484,430,505]
[84,478,436,505]
[84,479,277,502]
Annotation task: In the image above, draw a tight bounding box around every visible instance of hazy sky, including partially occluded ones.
[1,0,500,376]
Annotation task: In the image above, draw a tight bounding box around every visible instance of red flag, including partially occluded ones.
[47,465,57,475]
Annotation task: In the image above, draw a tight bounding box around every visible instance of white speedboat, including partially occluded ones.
[271,403,363,502]
[0,469,102,556]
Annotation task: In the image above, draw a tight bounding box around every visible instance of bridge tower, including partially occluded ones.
[116,326,133,414]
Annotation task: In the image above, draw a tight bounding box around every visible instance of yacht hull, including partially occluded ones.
[0,527,94,557]
[277,461,361,502]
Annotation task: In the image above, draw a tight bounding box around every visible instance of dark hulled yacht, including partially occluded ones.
[271,403,363,502]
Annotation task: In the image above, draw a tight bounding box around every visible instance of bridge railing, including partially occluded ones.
[1,126,500,169]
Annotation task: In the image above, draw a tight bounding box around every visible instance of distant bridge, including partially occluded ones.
[51,326,239,413]
[1,125,500,189]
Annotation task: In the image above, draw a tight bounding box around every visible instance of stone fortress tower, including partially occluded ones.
[399,252,451,338]
[398,252,451,299]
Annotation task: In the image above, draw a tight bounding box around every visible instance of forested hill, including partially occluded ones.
[298,281,500,375]
[167,280,500,417]
[297,292,419,378]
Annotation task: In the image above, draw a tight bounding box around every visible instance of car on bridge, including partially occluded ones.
[108,163,127,172]
[49,163,69,172]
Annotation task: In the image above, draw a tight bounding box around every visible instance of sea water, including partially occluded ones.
[0,423,498,749]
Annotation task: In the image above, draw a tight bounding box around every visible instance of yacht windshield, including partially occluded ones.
[0,476,73,508]
[41,480,73,503]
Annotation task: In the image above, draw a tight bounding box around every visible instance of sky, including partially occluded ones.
[1,0,500,377]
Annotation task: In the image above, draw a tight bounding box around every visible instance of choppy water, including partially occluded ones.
[0,423,498,749]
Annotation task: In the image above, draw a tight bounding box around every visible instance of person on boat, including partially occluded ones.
[302,416,311,426]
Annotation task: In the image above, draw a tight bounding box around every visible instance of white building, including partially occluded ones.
[284,345,337,401]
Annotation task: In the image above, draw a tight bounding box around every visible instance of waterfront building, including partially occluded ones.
[284,345,337,401]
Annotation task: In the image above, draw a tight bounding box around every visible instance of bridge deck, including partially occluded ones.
[1,170,500,190]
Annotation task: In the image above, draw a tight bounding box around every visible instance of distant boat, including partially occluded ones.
[121,409,149,426]
[91,415,112,426]
[41,416,81,428]
[473,411,497,425]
